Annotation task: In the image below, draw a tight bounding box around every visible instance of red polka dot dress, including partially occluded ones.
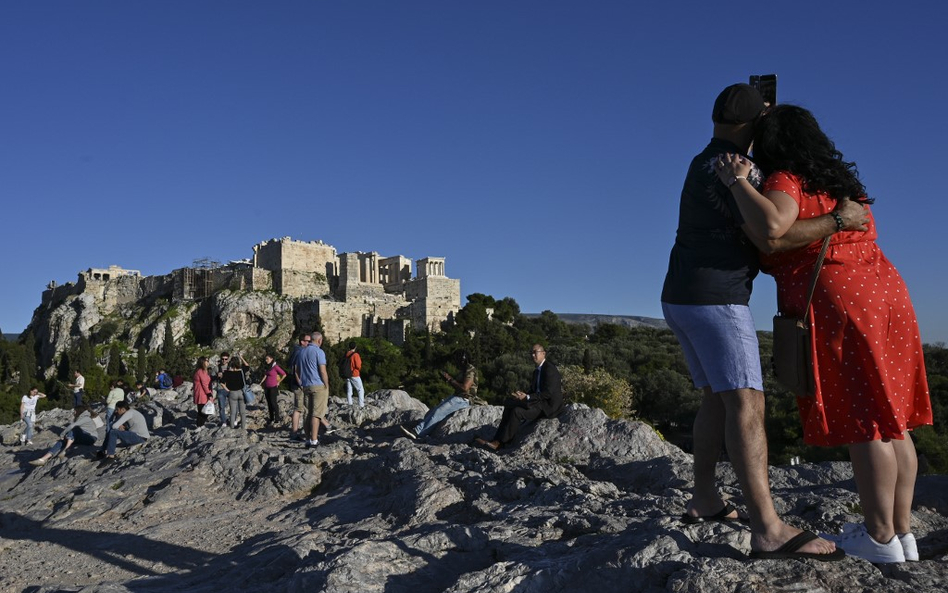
[761,172,932,447]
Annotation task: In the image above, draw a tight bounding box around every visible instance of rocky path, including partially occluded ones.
[1,388,947,592]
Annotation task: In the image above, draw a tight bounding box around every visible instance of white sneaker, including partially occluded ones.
[826,524,905,563]
[898,532,919,561]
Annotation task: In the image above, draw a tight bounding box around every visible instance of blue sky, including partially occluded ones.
[3,1,947,343]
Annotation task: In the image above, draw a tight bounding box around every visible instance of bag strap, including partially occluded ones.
[800,236,832,323]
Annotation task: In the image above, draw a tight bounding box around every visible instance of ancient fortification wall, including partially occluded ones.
[40,238,461,352]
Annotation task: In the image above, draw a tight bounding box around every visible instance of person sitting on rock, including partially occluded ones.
[130,381,149,404]
[104,379,126,430]
[475,344,563,451]
[98,400,150,462]
[400,350,478,440]
[154,369,173,390]
[28,405,100,466]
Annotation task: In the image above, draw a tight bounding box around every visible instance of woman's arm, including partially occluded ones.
[715,154,870,254]
[715,153,798,240]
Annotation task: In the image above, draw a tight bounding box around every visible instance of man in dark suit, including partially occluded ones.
[475,344,563,450]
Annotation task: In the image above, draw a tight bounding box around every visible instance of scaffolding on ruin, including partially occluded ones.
[182,257,220,301]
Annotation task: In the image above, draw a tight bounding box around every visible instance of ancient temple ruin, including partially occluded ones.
[40,237,461,346]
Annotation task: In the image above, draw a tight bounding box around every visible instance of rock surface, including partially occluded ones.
[1,390,946,592]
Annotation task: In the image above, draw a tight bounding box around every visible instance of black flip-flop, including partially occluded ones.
[749,530,846,561]
[680,502,740,525]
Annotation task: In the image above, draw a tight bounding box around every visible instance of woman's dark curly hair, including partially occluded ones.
[753,104,873,204]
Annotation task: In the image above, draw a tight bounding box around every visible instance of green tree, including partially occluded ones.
[162,318,176,363]
[76,336,95,374]
[560,364,635,419]
[136,346,147,382]
[107,342,123,376]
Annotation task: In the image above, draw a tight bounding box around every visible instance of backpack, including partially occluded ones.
[338,353,354,379]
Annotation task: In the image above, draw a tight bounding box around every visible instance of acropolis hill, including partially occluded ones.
[29,237,460,372]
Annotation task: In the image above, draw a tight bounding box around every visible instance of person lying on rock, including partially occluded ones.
[474,344,563,451]
[400,350,479,440]
[97,400,150,462]
[28,405,100,466]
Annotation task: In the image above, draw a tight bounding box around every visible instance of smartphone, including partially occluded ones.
[749,74,777,106]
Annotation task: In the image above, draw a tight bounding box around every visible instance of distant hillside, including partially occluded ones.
[2,333,20,342]
[524,313,668,330]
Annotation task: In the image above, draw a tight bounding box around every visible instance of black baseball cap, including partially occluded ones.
[712,83,766,124]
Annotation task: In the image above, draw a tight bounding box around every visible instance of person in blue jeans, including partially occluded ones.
[99,400,150,461]
[29,406,99,466]
[400,351,478,440]
[213,353,231,427]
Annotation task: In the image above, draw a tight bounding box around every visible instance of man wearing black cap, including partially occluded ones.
[659,83,864,560]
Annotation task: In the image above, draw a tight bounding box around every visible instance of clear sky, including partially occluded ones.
[3,1,947,343]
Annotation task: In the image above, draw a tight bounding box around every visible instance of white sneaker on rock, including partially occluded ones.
[825,523,905,563]
[898,532,919,561]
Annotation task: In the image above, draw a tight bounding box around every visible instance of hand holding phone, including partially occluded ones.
[749,74,777,106]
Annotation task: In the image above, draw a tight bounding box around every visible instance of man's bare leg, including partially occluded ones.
[310,415,320,442]
[686,387,735,518]
[721,388,836,555]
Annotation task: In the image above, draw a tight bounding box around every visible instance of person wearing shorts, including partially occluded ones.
[659,83,852,561]
[294,332,329,447]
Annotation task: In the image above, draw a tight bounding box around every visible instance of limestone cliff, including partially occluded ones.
[1,390,946,592]
[25,238,462,377]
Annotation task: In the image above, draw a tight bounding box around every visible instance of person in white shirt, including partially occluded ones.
[68,371,85,407]
[20,388,47,444]
[104,380,126,431]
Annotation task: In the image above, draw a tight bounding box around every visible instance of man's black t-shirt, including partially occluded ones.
[661,138,759,306]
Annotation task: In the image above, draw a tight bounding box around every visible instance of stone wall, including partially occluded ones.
[272,269,329,299]
[405,276,461,331]
[253,237,337,276]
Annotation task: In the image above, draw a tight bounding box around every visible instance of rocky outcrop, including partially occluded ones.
[211,289,297,351]
[1,391,946,592]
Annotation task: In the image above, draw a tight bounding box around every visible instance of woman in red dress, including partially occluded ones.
[715,105,932,563]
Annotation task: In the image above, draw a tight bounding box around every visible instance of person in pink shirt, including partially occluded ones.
[260,353,287,425]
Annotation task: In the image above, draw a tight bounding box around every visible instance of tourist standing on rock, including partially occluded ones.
[713,104,931,563]
[212,352,233,427]
[20,387,47,445]
[288,335,335,439]
[295,332,329,447]
[342,342,365,409]
[98,400,150,462]
[104,380,126,434]
[28,405,99,466]
[222,357,251,430]
[401,350,479,441]
[659,83,867,561]
[288,334,310,439]
[68,370,85,407]
[193,356,214,430]
[260,353,287,426]
[474,345,561,451]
